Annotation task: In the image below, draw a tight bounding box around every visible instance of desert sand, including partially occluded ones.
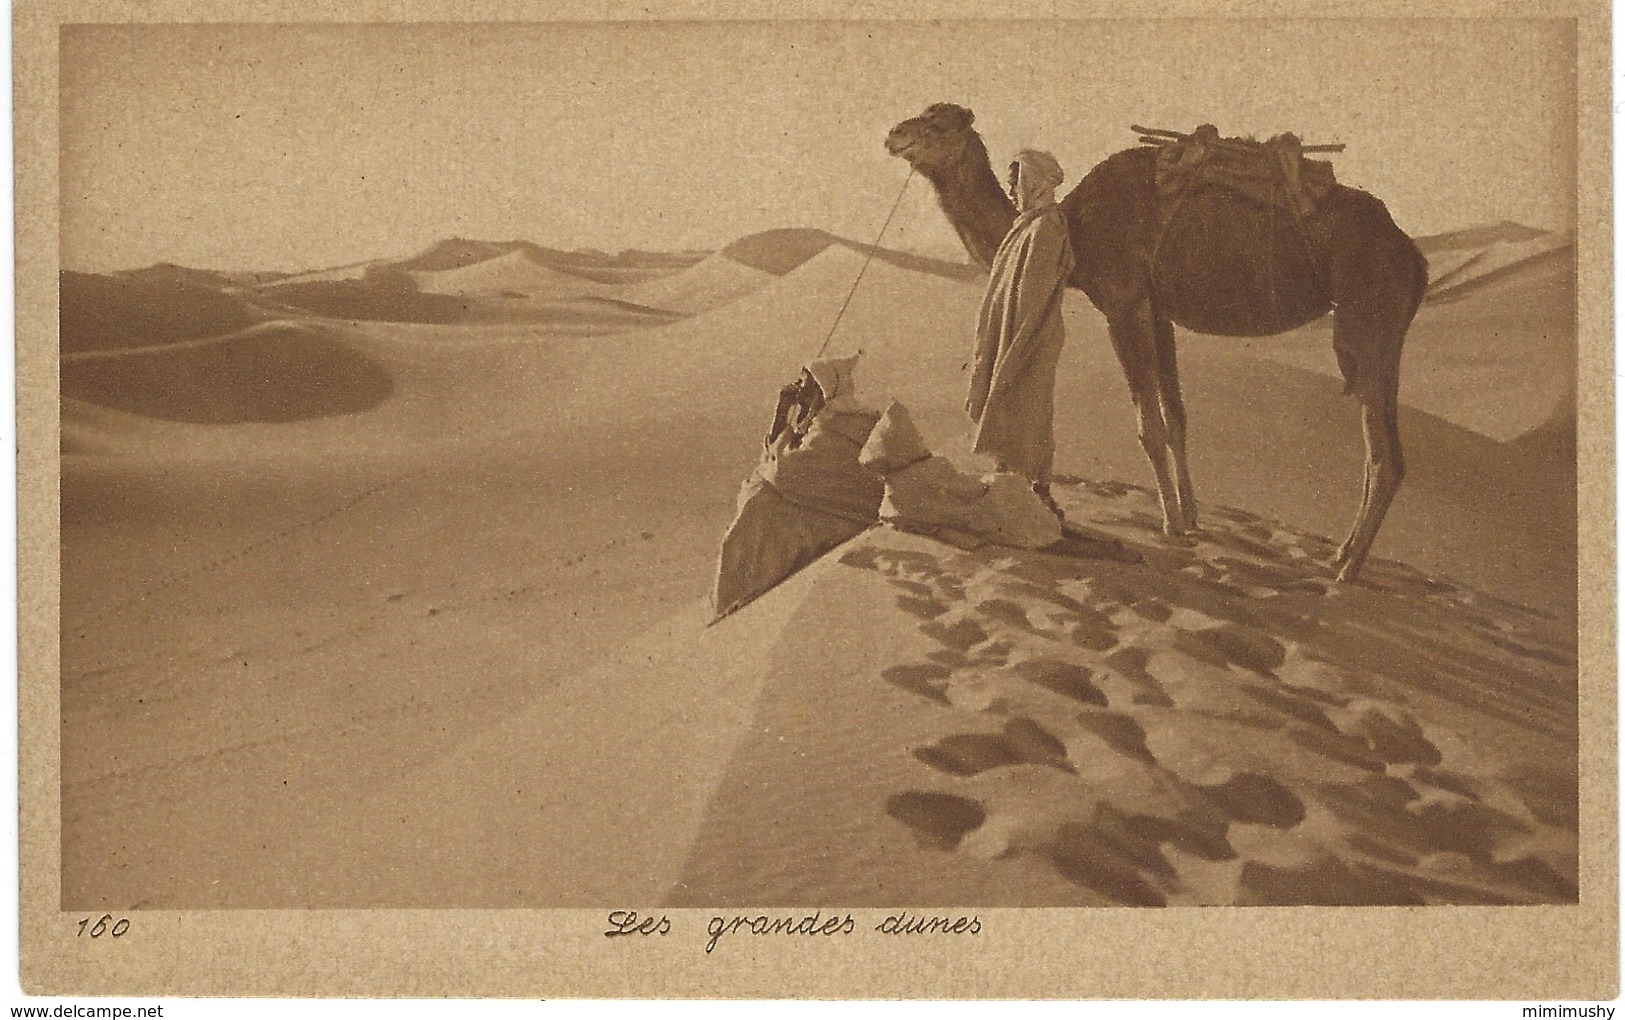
[59,222,1579,907]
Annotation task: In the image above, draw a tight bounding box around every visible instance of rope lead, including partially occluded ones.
[813,167,915,360]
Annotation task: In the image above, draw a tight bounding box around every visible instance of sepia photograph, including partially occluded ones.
[18,3,1616,1000]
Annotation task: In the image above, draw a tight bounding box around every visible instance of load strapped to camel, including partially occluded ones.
[1134,123,1343,223]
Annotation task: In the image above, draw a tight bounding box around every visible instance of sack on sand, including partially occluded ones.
[711,476,873,619]
[862,401,1062,550]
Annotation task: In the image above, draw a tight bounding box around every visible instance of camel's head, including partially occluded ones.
[886,103,979,175]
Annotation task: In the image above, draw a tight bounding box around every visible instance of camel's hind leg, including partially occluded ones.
[1335,382,1404,581]
[1152,310,1198,531]
[1322,192,1426,582]
[1108,300,1187,539]
[1331,309,1412,582]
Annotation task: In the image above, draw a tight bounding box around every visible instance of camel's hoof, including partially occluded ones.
[1160,530,1197,548]
[1334,562,1364,585]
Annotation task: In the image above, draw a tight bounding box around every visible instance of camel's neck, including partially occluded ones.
[922,135,1017,270]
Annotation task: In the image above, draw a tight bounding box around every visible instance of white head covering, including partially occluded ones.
[1010,149,1065,212]
[804,353,864,409]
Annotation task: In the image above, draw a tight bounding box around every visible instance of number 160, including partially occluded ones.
[76,915,129,938]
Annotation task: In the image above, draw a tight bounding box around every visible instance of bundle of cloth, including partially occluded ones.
[858,400,1062,551]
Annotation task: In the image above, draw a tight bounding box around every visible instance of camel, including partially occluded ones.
[886,103,1428,582]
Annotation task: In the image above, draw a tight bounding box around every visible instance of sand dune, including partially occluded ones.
[113,262,292,290]
[528,246,708,282]
[721,226,978,281]
[262,243,710,328]
[266,259,411,287]
[61,320,393,424]
[58,220,1578,909]
[552,261,705,286]
[1414,220,1553,255]
[623,252,777,314]
[1426,233,1575,301]
[115,262,235,290]
[1416,247,1484,288]
[60,270,267,353]
[476,294,686,332]
[389,237,706,280]
[406,249,610,299]
[388,238,553,273]
[262,240,703,293]
[258,269,478,324]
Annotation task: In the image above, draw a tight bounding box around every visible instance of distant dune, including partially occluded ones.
[263,260,399,287]
[721,227,979,281]
[115,263,235,290]
[553,260,707,286]
[1414,220,1554,255]
[258,270,475,324]
[387,238,556,273]
[255,240,717,325]
[470,294,686,332]
[407,249,611,300]
[530,246,708,281]
[60,270,267,354]
[1425,234,1575,302]
[388,237,706,280]
[623,253,777,314]
[61,321,393,424]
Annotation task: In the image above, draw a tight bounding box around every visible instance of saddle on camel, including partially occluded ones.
[1135,122,1345,255]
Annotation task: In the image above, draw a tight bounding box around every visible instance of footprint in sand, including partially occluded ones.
[1197,772,1306,828]
[881,663,953,706]
[1072,709,1158,766]
[1009,657,1107,707]
[885,791,986,851]
[912,717,1075,776]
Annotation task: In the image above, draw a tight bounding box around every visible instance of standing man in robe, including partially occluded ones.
[966,148,1075,520]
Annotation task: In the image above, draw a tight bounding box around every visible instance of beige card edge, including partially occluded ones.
[16,0,1618,999]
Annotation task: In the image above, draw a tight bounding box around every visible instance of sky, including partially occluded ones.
[59,19,1577,273]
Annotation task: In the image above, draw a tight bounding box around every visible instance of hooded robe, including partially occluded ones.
[710,354,882,619]
[966,150,1075,486]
